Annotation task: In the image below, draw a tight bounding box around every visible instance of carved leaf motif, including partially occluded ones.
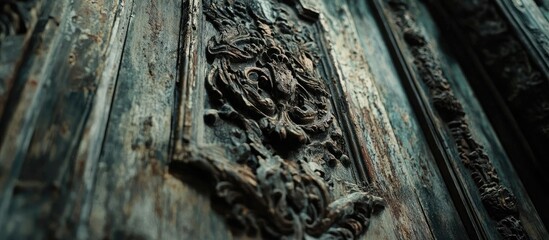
[440,0,549,165]
[173,0,383,239]
[174,144,383,239]
[387,1,529,239]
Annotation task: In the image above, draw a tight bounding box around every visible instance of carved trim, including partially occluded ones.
[172,0,383,239]
[174,146,383,239]
[384,1,529,239]
[436,0,549,174]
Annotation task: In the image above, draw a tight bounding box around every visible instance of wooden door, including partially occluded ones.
[1,0,548,239]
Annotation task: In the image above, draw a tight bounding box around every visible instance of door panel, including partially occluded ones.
[0,0,547,239]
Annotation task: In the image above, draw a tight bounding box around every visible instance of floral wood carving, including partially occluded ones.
[172,0,383,239]
[386,1,529,239]
[437,0,549,172]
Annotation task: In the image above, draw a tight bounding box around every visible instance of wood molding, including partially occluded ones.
[425,0,549,228]
[435,0,549,183]
[171,0,383,238]
[371,0,532,239]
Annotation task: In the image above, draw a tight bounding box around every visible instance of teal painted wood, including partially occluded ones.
[84,1,232,239]
[0,0,134,238]
[173,0,385,238]
[416,2,549,236]
[0,0,44,122]
[370,0,548,238]
[0,0,547,239]
[347,1,469,239]
[1,1,89,237]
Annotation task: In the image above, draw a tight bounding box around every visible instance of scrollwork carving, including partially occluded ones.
[437,0,549,173]
[172,0,383,239]
[386,1,529,239]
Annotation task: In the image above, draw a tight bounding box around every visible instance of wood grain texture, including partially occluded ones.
[374,0,548,238]
[0,0,546,239]
[85,1,218,239]
[1,0,134,238]
[346,1,471,239]
[1,1,73,237]
[317,1,471,239]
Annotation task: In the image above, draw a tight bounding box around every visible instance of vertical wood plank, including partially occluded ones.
[0,0,545,239]
[0,1,69,236]
[86,1,232,239]
[315,0,468,238]
[415,1,549,237]
[348,1,471,239]
[1,0,135,238]
[0,1,44,123]
[67,0,135,238]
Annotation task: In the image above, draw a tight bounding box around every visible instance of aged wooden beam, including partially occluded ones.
[390,3,528,238]
[370,1,489,238]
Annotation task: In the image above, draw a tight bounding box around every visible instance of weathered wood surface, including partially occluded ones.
[317,1,468,239]
[373,1,548,238]
[424,0,549,228]
[0,0,547,239]
[414,3,549,237]
[0,1,43,122]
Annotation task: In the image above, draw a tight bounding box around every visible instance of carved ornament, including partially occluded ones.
[173,0,383,239]
[386,1,529,239]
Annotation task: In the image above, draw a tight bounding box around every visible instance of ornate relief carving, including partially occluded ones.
[0,0,39,43]
[172,0,383,239]
[385,1,529,239]
[438,0,549,168]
